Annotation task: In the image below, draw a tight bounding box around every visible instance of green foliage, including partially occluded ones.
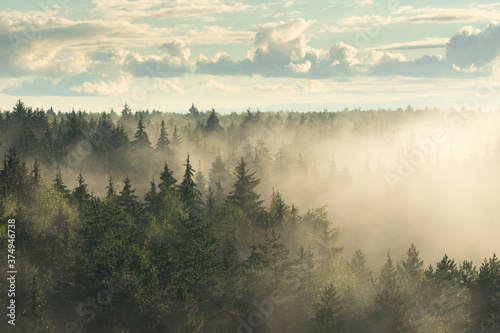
[311,283,342,333]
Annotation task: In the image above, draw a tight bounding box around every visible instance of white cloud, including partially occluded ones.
[369,38,450,51]
[91,0,250,21]
[198,75,240,91]
[71,76,131,95]
[333,6,500,31]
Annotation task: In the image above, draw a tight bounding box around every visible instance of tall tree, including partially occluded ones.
[227,158,263,220]
[0,146,29,197]
[53,166,69,196]
[106,176,116,198]
[119,176,138,215]
[249,229,289,288]
[179,153,201,208]
[132,113,151,148]
[73,171,90,207]
[144,177,158,211]
[156,120,172,154]
[159,161,177,195]
[311,283,342,333]
[205,108,222,132]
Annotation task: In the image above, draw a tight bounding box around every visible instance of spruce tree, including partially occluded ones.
[53,166,69,196]
[249,229,289,288]
[227,158,263,220]
[144,177,158,211]
[106,176,116,198]
[205,108,222,132]
[159,161,177,194]
[73,171,90,207]
[132,113,151,148]
[311,283,342,333]
[156,120,172,154]
[120,176,138,214]
[179,153,201,207]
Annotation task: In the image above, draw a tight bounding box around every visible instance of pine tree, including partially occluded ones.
[227,158,263,220]
[205,108,222,132]
[73,171,90,207]
[0,146,30,197]
[188,103,199,117]
[351,248,373,284]
[132,113,151,148]
[311,283,342,333]
[106,176,116,198]
[267,190,290,229]
[399,243,424,287]
[179,153,201,208]
[144,177,158,211]
[120,176,138,214]
[249,229,289,288]
[53,166,69,196]
[159,161,177,195]
[156,120,172,154]
[372,254,406,332]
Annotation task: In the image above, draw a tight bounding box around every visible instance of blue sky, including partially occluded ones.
[0,0,499,113]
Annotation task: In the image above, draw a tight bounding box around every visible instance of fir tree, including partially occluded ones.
[106,176,116,198]
[132,113,151,148]
[205,108,222,132]
[179,153,201,207]
[249,229,289,288]
[119,176,138,214]
[145,177,158,211]
[159,161,177,194]
[227,158,263,220]
[156,120,172,154]
[73,171,90,207]
[311,283,343,333]
[53,166,69,196]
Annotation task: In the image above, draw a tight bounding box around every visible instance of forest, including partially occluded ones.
[0,100,499,332]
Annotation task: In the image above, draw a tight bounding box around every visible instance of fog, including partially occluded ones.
[12,107,497,268]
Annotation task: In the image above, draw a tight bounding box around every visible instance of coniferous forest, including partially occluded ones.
[0,100,499,333]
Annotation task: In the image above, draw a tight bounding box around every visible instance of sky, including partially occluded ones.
[0,0,499,113]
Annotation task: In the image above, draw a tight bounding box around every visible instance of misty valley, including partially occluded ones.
[0,100,499,332]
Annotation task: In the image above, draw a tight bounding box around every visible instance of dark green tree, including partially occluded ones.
[159,161,177,195]
[132,113,151,148]
[311,283,342,333]
[179,153,201,207]
[119,176,138,215]
[205,108,222,132]
[227,158,263,220]
[53,166,69,196]
[106,176,116,198]
[73,171,91,208]
[156,120,172,154]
